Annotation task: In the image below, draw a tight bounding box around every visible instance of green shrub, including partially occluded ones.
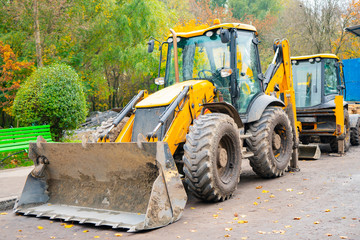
[13,64,87,140]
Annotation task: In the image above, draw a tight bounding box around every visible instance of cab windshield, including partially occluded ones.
[166,34,230,85]
[292,60,322,108]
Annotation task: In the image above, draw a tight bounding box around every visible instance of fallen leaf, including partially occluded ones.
[190,229,197,232]
[264,199,269,202]
[37,226,44,230]
[303,178,308,180]
[285,225,292,228]
[256,186,262,189]
[137,213,141,215]
[258,231,266,234]
[352,218,357,220]
[340,236,348,239]
[114,233,123,237]
[18,229,22,232]
[60,223,65,226]
[213,214,218,218]
[234,213,238,217]
[269,195,275,198]
[190,207,195,210]
[294,217,301,220]
[83,230,89,233]
[325,233,332,236]
[238,220,248,224]
[262,190,269,193]
[273,220,279,223]
[342,217,346,219]
[0,212,8,215]
[286,188,293,192]
[297,192,304,195]
[267,209,273,211]
[287,204,293,207]
[253,202,259,205]
[94,236,100,239]
[233,217,238,220]
[241,237,248,240]
[225,227,233,231]
[219,208,223,210]
[325,209,331,212]
[183,221,188,224]
[257,197,261,199]
[176,236,181,239]
[50,237,56,239]
[280,230,286,234]
[313,221,320,224]
[64,224,74,229]
[224,234,231,237]
[50,221,53,224]
[306,215,311,217]
[240,215,247,218]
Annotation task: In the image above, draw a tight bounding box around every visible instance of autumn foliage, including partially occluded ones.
[0,41,33,115]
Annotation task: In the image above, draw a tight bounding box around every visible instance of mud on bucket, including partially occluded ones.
[14,139,187,231]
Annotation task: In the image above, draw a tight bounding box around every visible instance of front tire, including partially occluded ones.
[246,107,293,178]
[183,113,242,202]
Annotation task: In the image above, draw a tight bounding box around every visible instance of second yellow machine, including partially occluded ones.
[16,22,299,231]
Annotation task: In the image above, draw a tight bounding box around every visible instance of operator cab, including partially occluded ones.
[151,22,264,116]
[291,54,345,109]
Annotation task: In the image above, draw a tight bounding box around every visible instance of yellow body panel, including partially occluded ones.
[136,80,211,108]
[170,23,257,39]
[265,39,301,136]
[117,80,216,155]
[291,54,339,61]
[335,95,344,135]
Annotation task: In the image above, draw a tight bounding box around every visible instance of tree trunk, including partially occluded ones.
[34,0,43,67]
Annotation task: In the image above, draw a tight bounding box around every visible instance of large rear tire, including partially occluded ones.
[183,113,242,202]
[246,106,293,178]
[350,118,360,146]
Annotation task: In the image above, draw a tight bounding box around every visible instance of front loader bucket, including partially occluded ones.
[14,138,187,231]
[298,144,321,160]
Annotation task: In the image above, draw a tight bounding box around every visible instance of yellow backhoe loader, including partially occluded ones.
[291,54,353,157]
[15,21,300,231]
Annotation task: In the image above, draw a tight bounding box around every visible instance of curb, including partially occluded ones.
[0,196,17,211]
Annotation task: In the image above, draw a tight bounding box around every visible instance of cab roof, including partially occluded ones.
[170,23,257,39]
[291,53,339,61]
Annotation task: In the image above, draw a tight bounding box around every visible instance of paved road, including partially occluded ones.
[0,166,32,199]
[1,147,359,240]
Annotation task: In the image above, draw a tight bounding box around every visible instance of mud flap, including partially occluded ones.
[298,144,321,160]
[14,138,187,231]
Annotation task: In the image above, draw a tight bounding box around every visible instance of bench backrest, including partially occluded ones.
[0,125,53,153]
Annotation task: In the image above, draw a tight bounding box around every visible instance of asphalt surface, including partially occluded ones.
[0,146,359,240]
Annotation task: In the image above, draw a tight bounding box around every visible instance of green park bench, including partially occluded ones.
[0,125,53,153]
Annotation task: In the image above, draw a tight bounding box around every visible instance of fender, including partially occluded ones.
[350,114,360,128]
[202,102,243,128]
[245,94,285,123]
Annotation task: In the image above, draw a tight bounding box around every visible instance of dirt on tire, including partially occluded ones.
[183,113,241,202]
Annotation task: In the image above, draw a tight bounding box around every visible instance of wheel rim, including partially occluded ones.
[271,123,288,163]
[216,134,235,184]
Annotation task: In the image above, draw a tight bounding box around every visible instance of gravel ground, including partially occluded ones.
[0,145,359,240]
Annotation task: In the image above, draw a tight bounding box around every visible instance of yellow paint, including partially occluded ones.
[334,95,344,136]
[116,80,215,155]
[169,23,257,39]
[265,39,300,137]
[115,114,135,142]
[291,54,339,61]
[135,80,211,108]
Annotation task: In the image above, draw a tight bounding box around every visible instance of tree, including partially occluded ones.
[228,0,281,20]
[0,41,33,124]
[13,64,87,140]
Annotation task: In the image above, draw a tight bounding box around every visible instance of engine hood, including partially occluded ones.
[135,80,213,108]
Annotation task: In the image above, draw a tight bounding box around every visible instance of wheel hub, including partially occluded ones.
[273,133,281,150]
[218,147,228,168]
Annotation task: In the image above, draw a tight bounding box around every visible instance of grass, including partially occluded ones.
[0,151,33,170]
